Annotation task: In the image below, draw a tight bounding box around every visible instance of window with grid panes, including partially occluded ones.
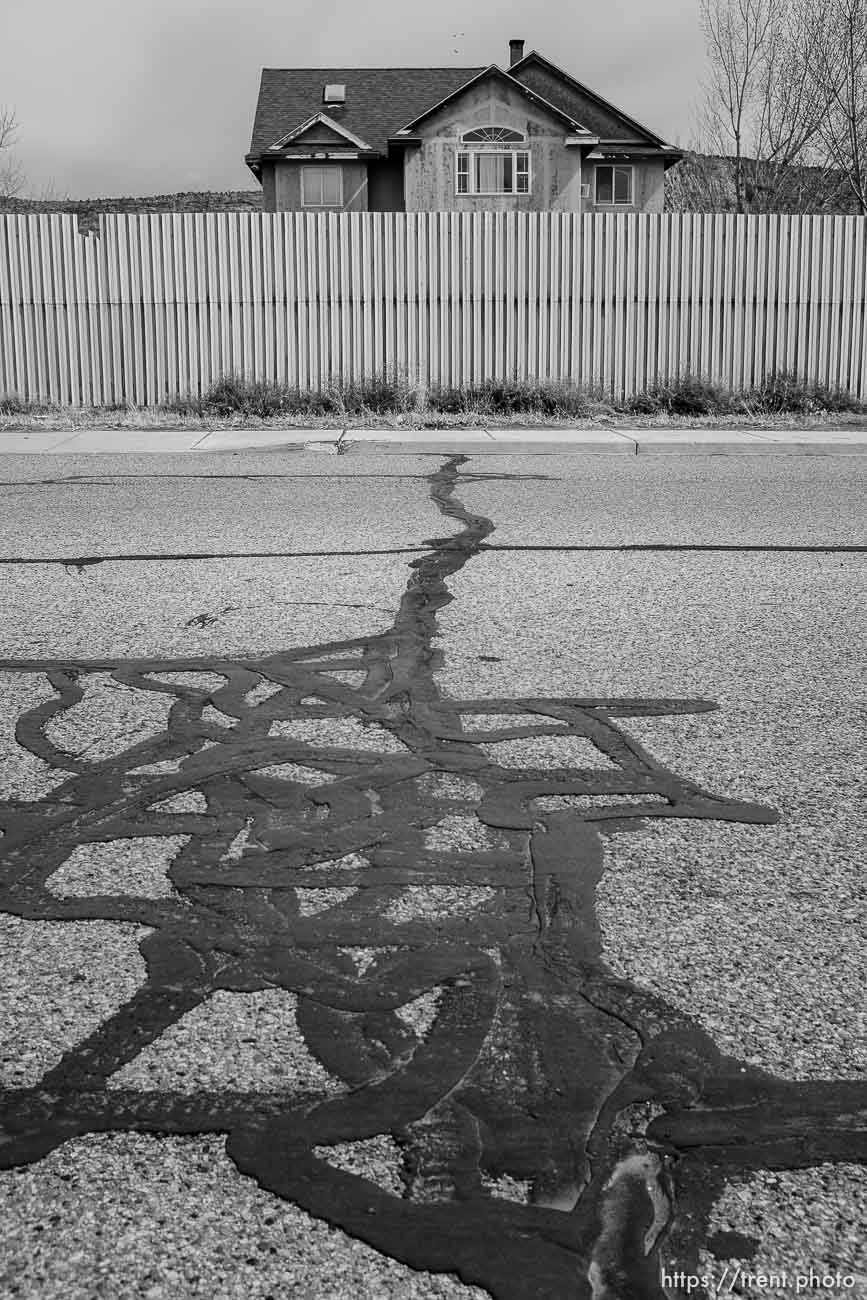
[301,166,343,207]
[456,127,530,195]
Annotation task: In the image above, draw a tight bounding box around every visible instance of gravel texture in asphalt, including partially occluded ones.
[0,671,72,799]
[45,835,191,899]
[107,989,349,1096]
[0,469,463,558]
[0,450,442,482]
[436,550,866,1083]
[44,672,175,761]
[0,1132,489,1299]
[447,455,867,546]
[697,1164,867,1291]
[0,555,410,658]
[0,916,150,1087]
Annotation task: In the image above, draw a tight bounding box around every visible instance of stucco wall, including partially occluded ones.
[403,80,585,213]
[583,158,665,214]
[267,161,369,212]
[261,167,277,211]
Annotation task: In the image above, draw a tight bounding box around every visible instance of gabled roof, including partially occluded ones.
[247,67,485,163]
[247,52,681,174]
[509,50,669,147]
[392,64,594,138]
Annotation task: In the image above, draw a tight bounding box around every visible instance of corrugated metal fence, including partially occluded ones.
[1,211,866,405]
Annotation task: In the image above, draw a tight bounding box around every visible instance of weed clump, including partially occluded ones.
[4,369,864,424]
[171,377,337,419]
[735,372,861,415]
[426,379,612,419]
[621,371,862,417]
[0,393,58,415]
[624,376,728,416]
[164,375,421,419]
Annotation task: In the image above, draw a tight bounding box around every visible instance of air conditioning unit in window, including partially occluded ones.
[579,183,591,199]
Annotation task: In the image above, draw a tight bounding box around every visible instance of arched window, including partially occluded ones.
[461,126,526,145]
[456,126,530,196]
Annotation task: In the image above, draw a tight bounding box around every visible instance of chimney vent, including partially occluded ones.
[509,38,524,66]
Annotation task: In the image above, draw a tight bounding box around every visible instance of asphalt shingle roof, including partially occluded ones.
[247,67,486,159]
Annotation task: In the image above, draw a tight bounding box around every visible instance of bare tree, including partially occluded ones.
[697,0,779,210]
[800,0,867,213]
[692,0,834,212]
[0,106,25,200]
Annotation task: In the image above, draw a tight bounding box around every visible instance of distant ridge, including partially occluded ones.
[0,192,263,215]
[664,151,860,215]
[0,156,860,218]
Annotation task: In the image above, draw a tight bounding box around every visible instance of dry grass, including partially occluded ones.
[3,408,866,434]
[1,373,865,433]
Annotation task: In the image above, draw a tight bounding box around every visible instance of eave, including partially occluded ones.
[585,143,684,168]
[245,148,384,176]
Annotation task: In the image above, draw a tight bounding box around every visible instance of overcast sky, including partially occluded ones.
[2,0,708,200]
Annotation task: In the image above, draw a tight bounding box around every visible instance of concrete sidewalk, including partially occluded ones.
[2,425,867,455]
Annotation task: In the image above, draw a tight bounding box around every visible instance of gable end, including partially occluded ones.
[394,65,590,137]
[269,112,373,152]
[510,52,666,146]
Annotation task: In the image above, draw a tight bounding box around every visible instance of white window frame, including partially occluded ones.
[594,164,634,206]
[301,165,344,208]
[457,144,532,196]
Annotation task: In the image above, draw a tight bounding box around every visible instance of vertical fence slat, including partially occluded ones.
[674,212,687,382]
[854,220,867,401]
[500,213,512,381]
[783,215,797,378]
[404,215,417,386]
[316,214,329,387]
[294,214,308,390]
[579,216,592,386]
[0,219,15,395]
[28,216,47,399]
[18,217,37,399]
[643,216,657,389]
[24,216,43,400]
[281,215,295,388]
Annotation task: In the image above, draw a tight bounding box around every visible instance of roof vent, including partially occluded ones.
[323,83,346,104]
[509,39,524,66]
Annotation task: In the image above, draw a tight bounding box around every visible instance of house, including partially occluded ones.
[245,41,681,215]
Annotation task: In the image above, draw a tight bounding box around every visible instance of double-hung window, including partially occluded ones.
[301,166,343,208]
[595,164,633,206]
[456,127,530,196]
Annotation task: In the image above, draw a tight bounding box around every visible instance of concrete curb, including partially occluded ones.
[339,437,867,456]
[1,427,866,455]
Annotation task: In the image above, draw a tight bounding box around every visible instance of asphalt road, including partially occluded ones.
[0,451,864,1300]
[0,452,865,557]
